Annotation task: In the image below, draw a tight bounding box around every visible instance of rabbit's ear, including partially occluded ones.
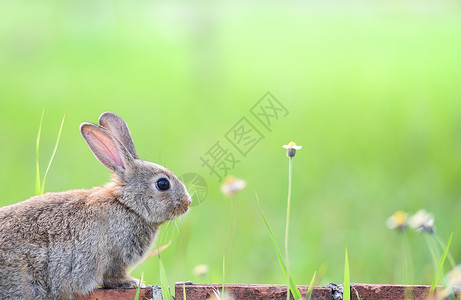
[98,112,139,159]
[80,122,133,174]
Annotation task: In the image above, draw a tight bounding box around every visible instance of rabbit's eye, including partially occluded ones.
[156,178,170,191]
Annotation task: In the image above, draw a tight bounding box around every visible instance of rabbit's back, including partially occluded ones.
[0,188,115,299]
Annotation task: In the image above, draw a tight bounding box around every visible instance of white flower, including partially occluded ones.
[220,176,246,197]
[447,265,461,287]
[282,141,302,157]
[440,265,461,298]
[409,209,435,233]
[193,264,209,277]
[386,211,408,231]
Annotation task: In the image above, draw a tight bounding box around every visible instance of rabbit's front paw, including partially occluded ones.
[117,278,145,289]
[104,276,145,289]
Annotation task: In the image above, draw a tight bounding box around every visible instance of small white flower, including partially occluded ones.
[386,211,408,231]
[193,264,209,277]
[409,209,435,233]
[220,176,246,197]
[282,141,302,157]
[282,141,302,150]
[447,265,461,287]
[440,265,461,298]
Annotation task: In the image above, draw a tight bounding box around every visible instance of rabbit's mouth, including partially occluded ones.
[173,196,191,217]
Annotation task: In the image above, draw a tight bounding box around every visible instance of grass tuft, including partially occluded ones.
[133,273,143,300]
[257,193,302,300]
[35,110,44,195]
[40,114,65,194]
[183,282,186,300]
[222,256,226,299]
[34,112,65,195]
[304,271,316,300]
[430,233,453,296]
[159,255,173,300]
[344,247,350,300]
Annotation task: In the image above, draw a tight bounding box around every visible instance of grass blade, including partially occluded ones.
[133,273,143,300]
[159,256,173,300]
[222,256,226,299]
[434,233,456,269]
[183,282,186,300]
[35,110,44,195]
[430,233,453,296]
[128,240,172,274]
[344,248,350,300]
[257,195,302,300]
[305,271,316,300]
[40,114,65,194]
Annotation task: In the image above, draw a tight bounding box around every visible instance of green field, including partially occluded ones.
[1,0,461,290]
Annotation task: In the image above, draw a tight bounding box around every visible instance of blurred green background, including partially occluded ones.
[1,0,461,290]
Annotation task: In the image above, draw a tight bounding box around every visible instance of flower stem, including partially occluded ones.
[400,231,413,285]
[285,156,293,300]
[225,196,238,273]
[222,255,226,299]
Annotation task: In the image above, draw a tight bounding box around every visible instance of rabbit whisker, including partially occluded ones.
[170,220,177,240]
[160,221,173,243]
[174,219,181,235]
[168,221,174,242]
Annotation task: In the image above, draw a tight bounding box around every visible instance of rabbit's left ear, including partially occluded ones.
[98,112,139,159]
[80,122,133,174]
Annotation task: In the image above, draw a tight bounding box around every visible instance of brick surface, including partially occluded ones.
[176,283,331,300]
[76,288,153,300]
[175,283,459,300]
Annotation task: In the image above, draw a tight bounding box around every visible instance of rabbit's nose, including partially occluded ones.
[181,194,192,206]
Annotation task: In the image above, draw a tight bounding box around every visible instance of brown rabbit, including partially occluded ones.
[0,112,191,299]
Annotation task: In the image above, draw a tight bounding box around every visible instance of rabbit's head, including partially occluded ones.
[80,112,191,224]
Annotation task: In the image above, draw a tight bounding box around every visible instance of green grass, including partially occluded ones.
[433,233,456,269]
[258,193,302,300]
[183,282,186,300]
[35,112,65,195]
[344,248,350,300]
[222,256,226,299]
[40,114,65,195]
[133,273,143,300]
[429,233,453,296]
[1,0,461,288]
[159,256,173,300]
[35,110,44,196]
[305,271,316,300]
